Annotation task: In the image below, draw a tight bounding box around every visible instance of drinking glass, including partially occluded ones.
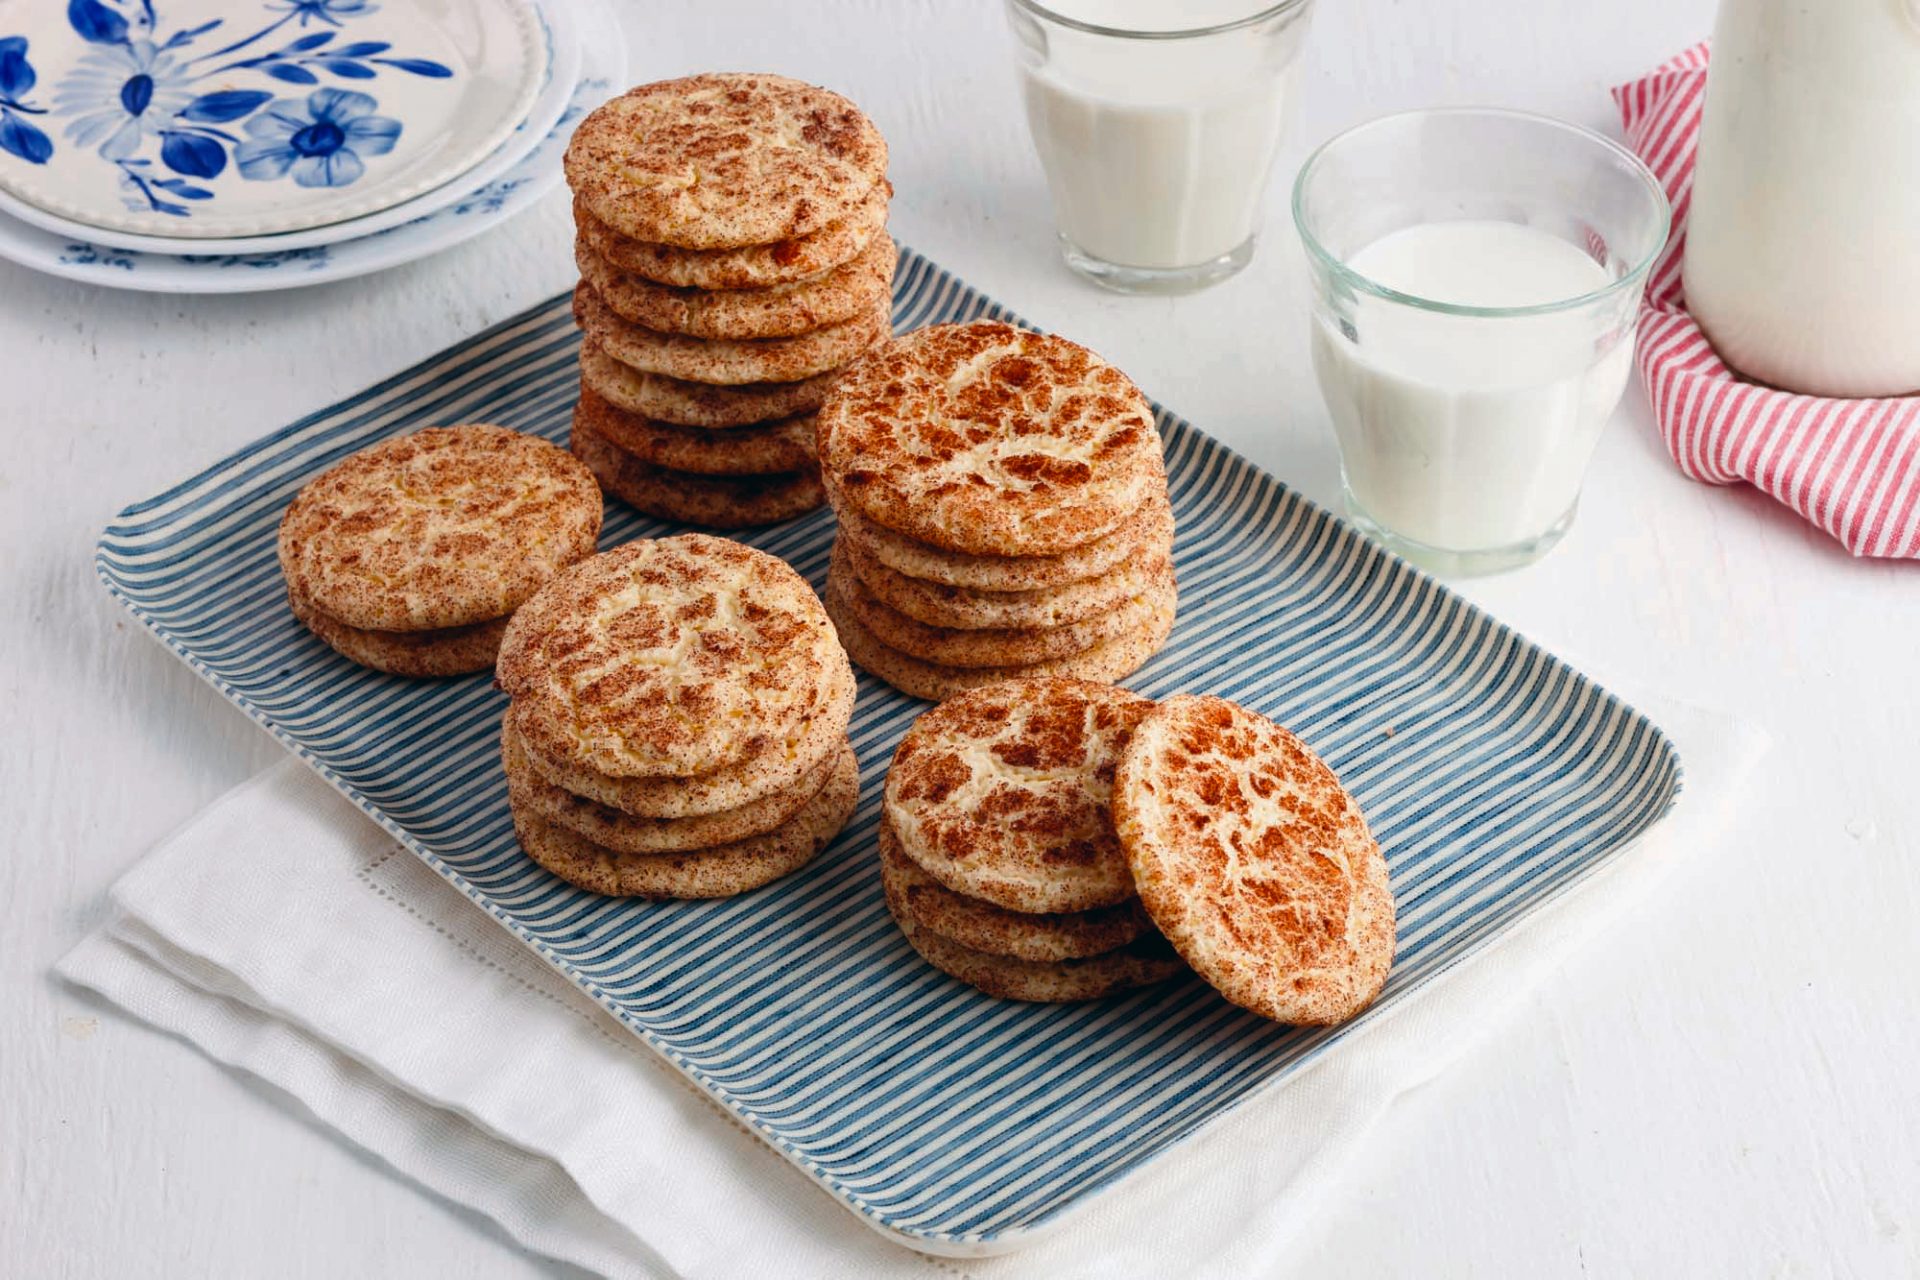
[1292,108,1670,575]
[1004,0,1314,294]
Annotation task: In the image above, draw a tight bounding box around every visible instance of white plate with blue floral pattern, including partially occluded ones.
[0,0,545,238]
[0,0,621,291]
[0,0,578,253]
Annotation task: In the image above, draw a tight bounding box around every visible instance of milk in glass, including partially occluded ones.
[1313,222,1630,552]
[1010,0,1310,289]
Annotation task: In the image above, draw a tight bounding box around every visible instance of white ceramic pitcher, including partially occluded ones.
[1683,0,1920,398]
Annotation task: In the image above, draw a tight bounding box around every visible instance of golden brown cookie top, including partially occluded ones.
[564,73,888,250]
[277,425,601,632]
[496,535,843,779]
[1112,695,1396,1026]
[884,677,1156,913]
[816,322,1164,557]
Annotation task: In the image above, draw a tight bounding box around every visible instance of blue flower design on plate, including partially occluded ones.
[0,0,456,216]
[19,18,615,291]
[451,174,524,216]
[53,37,197,160]
[0,37,54,164]
[235,87,396,187]
[270,0,379,23]
[58,239,134,268]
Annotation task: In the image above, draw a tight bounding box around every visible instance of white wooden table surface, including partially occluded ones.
[7,1,1918,1275]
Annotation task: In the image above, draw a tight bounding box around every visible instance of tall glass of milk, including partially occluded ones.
[1004,0,1313,294]
[1293,109,1670,575]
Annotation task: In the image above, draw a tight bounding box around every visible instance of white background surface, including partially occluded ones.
[6,1,1918,1275]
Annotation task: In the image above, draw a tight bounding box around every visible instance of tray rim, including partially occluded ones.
[94,273,1684,1258]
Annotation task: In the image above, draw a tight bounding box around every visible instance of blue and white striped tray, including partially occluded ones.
[97,248,1681,1256]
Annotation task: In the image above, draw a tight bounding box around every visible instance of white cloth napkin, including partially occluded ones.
[59,692,1765,1280]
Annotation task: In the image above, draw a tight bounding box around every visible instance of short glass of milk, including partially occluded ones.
[1293,109,1669,575]
[1004,0,1313,294]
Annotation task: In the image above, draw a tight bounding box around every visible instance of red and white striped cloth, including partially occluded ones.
[1614,45,1920,559]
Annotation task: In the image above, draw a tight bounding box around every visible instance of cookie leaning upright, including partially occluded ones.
[563,73,895,529]
[1112,695,1397,1025]
[879,677,1183,1001]
[495,534,858,898]
[277,426,602,677]
[818,321,1178,700]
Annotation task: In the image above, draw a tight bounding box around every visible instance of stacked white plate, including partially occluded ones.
[0,0,625,292]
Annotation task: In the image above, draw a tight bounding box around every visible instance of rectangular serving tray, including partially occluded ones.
[97,248,1681,1256]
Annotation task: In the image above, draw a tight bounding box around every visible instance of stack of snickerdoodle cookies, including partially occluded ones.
[277,425,602,677]
[496,534,858,898]
[880,679,1187,1002]
[817,321,1177,701]
[882,678,1398,1022]
[563,73,895,528]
